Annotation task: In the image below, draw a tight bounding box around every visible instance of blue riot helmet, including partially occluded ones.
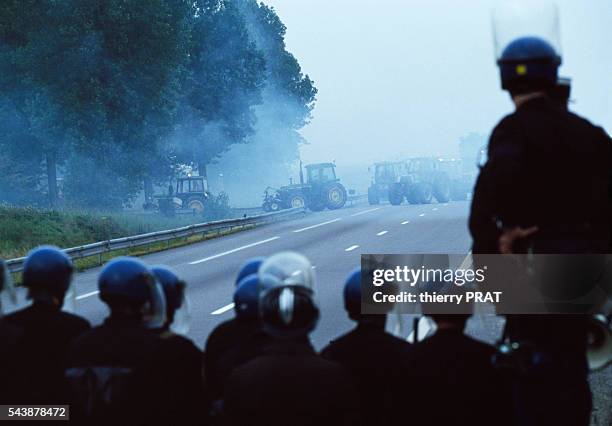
[151,265,191,335]
[344,268,361,321]
[233,274,259,321]
[98,257,166,329]
[258,252,319,339]
[236,257,265,286]
[22,245,74,306]
[493,1,562,94]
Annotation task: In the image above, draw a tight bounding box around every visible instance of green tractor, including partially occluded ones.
[155,176,210,216]
[388,157,451,205]
[263,162,348,212]
[367,161,407,205]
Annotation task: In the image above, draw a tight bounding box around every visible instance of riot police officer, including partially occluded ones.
[65,257,166,425]
[400,314,511,426]
[0,259,25,403]
[149,266,206,426]
[3,246,91,404]
[223,252,358,426]
[470,4,612,425]
[203,257,265,399]
[321,268,411,426]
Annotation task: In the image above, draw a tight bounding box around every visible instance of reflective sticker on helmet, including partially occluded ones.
[516,64,528,75]
[279,287,295,324]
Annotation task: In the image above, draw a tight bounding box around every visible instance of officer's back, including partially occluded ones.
[476,97,611,253]
[399,315,510,426]
[223,252,358,426]
[149,266,206,426]
[204,258,266,400]
[65,258,164,426]
[321,269,411,425]
[2,247,90,403]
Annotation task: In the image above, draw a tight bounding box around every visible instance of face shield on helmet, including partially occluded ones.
[142,277,166,330]
[0,260,17,317]
[492,0,562,93]
[98,257,166,329]
[257,252,319,339]
[150,266,191,335]
[492,0,562,61]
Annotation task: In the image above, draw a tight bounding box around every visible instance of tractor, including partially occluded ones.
[437,158,477,201]
[367,161,407,205]
[154,176,210,216]
[388,157,451,205]
[262,162,348,212]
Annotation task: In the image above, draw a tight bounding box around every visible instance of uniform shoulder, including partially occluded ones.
[56,310,91,331]
[566,111,611,139]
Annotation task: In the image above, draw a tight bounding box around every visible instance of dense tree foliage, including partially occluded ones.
[0,0,315,210]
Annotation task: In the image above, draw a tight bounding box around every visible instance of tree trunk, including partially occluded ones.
[46,151,58,207]
[198,163,209,192]
[144,178,154,207]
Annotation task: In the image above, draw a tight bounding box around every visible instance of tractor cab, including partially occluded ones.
[305,163,338,184]
[176,176,207,197]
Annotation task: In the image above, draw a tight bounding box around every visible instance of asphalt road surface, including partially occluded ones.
[48,201,473,348]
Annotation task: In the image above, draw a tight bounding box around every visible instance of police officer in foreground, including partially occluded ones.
[223,252,358,426]
[0,259,25,403]
[400,314,511,426]
[65,257,166,426]
[321,268,411,426]
[149,266,206,426]
[203,257,265,400]
[470,4,612,425]
[3,246,91,404]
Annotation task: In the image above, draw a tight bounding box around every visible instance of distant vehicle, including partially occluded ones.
[436,158,476,201]
[387,157,451,205]
[367,161,406,205]
[153,176,211,216]
[262,162,348,212]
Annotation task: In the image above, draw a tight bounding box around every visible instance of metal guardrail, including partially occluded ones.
[6,207,306,273]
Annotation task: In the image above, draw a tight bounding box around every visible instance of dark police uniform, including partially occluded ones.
[152,329,207,426]
[3,303,90,404]
[470,96,612,425]
[321,322,412,426]
[223,338,358,426]
[203,317,260,399]
[65,317,163,426]
[399,328,511,426]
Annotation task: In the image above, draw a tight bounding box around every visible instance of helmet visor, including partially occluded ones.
[170,287,191,335]
[0,260,17,316]
[143,279,167,330]
[492,0,562,60]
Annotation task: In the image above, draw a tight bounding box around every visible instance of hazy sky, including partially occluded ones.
[263,0,612,167]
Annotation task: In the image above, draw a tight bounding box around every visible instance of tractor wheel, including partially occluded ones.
[325,183,347,210]
[433,177,451,203]
[269,201,281,212]
[388,183,404,206]
[367,187,380,205]
[262,202,271,212]
[289,195,306,209]
[187,197,205,214]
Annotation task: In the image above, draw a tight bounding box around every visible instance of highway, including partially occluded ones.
[69,200,474,349]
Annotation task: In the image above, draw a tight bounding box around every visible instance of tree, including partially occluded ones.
[172,0,265,178]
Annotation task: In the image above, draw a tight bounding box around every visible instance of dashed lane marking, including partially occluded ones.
[76,290,99,300]
[432,207,438,211]
[376,231,388,236]
[350,208,380,217]
[419,213,426,217]
[401,221,410,225]
[211,303,235,315]
[293,218,341,233]
[345,245,359,252]
[190,236,280,265]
